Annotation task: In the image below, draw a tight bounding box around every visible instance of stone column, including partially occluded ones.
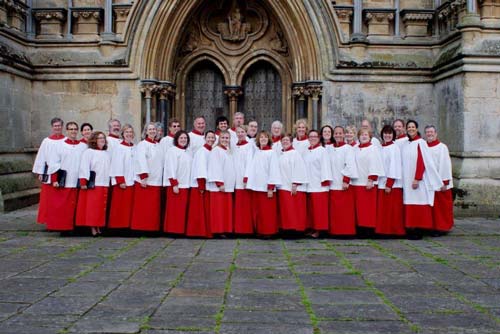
[159,81,176,129]
[292,82,307,121]
[351,0,366,42]
[99,0,114,40]
[71,7,102,40]
[112,3,131,36]
[334,6,354,39]
[467,0,477,12]
[140,80,159,125]
[364,9,395,36]
[32,8,66,39]
[26,0,34,39]
[224,86,243,119]
[401,10,434,37]
[306,81,322,130]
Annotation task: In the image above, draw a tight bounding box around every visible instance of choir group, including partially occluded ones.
[32,113,454,239]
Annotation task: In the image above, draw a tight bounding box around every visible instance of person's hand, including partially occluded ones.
[412,180,419,190]
[38,175,43,181]
[173,185,179,194]
[52,182,59,188]
[385,187,392,194]
[141,179,147,188]
[291,184,298,195]
[243,182,247,189]
[342,182,349,190]
[267,190,273,198]
[440,185,447,192]
[119,183,127,189]
[81,185,87,190]
[199,188,204,194]
[366,179,374,190]
[219,185,225,192]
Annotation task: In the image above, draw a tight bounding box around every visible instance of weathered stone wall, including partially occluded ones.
[0,72,32,151]
[30,80,142,146]
[322,80,435,135]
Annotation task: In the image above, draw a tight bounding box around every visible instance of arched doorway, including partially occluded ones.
[184,60,228,130]
[239,61,282,131]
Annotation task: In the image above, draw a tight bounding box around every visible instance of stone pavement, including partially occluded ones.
[0,206,498,334]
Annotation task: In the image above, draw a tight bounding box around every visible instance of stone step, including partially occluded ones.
[1,188,40,212]
[0,171,39,194]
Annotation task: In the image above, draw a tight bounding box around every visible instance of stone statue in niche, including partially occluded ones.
[217,6,251,42]
[270,29,288,55]
[182,25,199,54]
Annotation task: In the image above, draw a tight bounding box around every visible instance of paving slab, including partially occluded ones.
[0,205,498,334]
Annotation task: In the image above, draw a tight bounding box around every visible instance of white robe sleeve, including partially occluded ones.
[419,141,444,191]
[78,149,91,180]
[208,148,224,184]
[320,150,333,182]
[438,144,453,184]
[135,141,150,175]
[268,152,281,186]
[387,145,402,181]
[343,147,359,179]
[291,151,308,185]
[368,146,385,179]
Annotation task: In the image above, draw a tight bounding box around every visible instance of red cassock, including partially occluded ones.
[307,192,330,230]
[209,192,233,234]
[75,148,111,228]
[329,188,356,235]
[108,141,136,229]
[186,188,211,237]
[46,188,78,231]
[375,142,405,235]
[353,186,378,228]
[37,184,52,224]
[234,189,254,234]
[130,183,161,231]
[108,185,134,228]
[186,145,212,238]
[75,187,108,227]
[279,190,307,231]
[253,191,279,235]
[352,142,385,228]
[164,187,189,234]
[304,144,332,231]
[433,189,454,232]
[375,188,405,235]
[207,145,236,234]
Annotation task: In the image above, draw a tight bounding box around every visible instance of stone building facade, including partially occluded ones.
[0,0,499,216]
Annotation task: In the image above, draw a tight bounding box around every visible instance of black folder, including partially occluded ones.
[56,169,67,187]
[87,171,96,189]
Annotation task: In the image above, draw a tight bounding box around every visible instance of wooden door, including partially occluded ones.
[239,61,282,131]
[185,61,228,131]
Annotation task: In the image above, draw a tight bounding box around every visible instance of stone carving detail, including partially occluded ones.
[217,5,251,42]
[334,6,354,38]
[113,4,131,36]
[364,10,395,36]
[401,10,434,37]
[270,28,288,55]
[33,8,67,39]
[182,24,200,54]
[71,8,103,38]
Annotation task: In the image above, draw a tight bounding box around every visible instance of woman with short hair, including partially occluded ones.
[277,134,308,233]
[163,130,192,235]
[351,128,385,236]
[304,130,332,237]
[375,125,405,236]
[327,126,358,236]
[207,130,236,236]
[130,122,163,232]
[75,131,111,236]
[244,131,281,236]
[293,119,310,154]
[108,124,136,229]
[186,131,215,238]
